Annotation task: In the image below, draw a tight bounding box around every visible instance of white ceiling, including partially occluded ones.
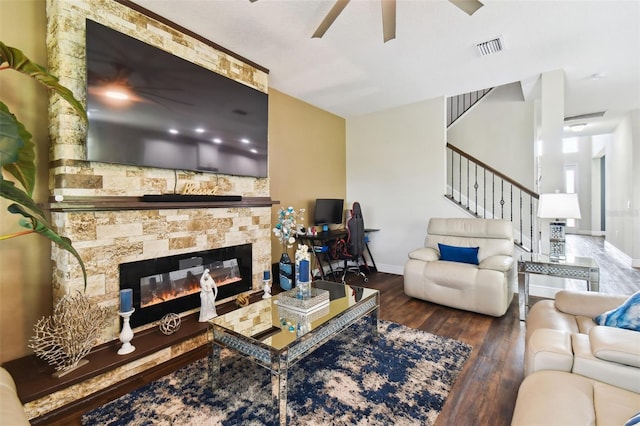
[130,0,640,136]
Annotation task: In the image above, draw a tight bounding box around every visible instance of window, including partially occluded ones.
[565,165,577,227]
[563,137,579,154]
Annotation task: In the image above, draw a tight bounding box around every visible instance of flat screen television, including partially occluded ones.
[85,19,268,178]
[314,199,344,225]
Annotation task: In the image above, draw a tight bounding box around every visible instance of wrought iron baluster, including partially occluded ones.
[458,153,462,204]
[466,158,470,210]
[492,173,495,218]
[519,191,523,249]
[499,179,505,218]
[483,169,486,218]
[510,185,513,221]
[474,163,478,216]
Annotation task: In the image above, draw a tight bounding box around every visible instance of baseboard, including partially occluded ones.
[377,263,404,275]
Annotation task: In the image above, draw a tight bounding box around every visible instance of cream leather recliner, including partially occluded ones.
[403,218,515,317]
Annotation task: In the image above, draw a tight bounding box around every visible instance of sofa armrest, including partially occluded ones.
[555,290,628,318]
[408,247,439,262]
[0,367,29,426]
[590,326,640,368]
[478,255,513,272]
[524,328,573,376]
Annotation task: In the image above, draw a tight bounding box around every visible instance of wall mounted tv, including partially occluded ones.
[85,20,268,178]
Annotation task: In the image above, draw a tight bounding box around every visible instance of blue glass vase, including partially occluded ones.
[278,252,294,290]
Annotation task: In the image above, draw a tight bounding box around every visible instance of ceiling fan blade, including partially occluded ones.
[381,0,396,42]
[449,0,484,16]
[312,0,351,39]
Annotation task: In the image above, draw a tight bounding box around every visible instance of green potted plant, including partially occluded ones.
[0,41,87,286]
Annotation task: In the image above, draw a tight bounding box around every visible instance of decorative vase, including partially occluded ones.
[279,252,294,290]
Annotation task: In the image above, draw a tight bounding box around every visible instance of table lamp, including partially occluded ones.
[537,193,581,261]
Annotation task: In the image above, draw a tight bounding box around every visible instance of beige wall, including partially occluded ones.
[0,0,52,363]
[268,89,346,263]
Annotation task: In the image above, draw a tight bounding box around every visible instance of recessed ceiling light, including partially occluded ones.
[569,123,587,132]
[195,128,205,133]
[250,149,258,154]
[169,129,179,134]
[240,138,250,144]
[212,138,222,144]
[105,90,129,100]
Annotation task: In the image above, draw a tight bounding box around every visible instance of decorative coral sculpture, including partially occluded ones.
[29,292,111,377]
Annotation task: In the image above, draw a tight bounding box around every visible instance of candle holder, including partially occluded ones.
[262,278,272,299]
[117,308,136,355]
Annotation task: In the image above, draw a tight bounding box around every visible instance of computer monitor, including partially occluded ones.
[313,199,344,226]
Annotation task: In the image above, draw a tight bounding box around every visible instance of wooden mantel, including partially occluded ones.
[46,196,279,212]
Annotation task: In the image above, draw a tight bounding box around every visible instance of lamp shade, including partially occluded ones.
[537,193,582,219]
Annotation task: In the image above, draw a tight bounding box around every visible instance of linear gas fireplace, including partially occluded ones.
[120,244,253,328]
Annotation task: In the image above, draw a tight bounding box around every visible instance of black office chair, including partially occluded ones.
[335,202,369,284]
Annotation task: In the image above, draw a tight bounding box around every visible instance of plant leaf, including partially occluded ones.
[7,203,87,288]
[0,178,47,220]
[0,41,87,122]
[0,102,36,195]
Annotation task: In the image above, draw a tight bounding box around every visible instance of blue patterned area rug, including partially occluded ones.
[82,320,472,426]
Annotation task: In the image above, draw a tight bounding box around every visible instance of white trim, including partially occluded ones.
[378,263,404,275]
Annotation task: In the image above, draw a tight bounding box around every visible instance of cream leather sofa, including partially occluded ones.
[404,218,515,317]
[512,290,640,425]
[512,370,640,426]
[525,290,640,392]
[0,367,30,425]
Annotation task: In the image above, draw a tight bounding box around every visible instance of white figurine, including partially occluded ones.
[262,280,272,299]
[199,268,218,322]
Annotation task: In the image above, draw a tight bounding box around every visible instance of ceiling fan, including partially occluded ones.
[250,0,484,43]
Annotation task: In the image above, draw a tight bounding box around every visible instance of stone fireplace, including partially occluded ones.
[46,0,272,345]
[14,1,276,421]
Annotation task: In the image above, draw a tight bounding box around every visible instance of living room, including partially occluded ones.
[1,0,639,424]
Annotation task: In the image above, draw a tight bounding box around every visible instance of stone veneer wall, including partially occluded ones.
[45,0,271,343]
[27,0,273,419]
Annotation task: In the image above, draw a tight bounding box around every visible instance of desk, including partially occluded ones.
[518,253,600,321]
[298,229,379,281]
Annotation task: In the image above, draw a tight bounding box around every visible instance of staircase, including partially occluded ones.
[445,143,539,252]
[447,88,493,127]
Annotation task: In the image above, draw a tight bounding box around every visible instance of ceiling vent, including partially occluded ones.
[564,111,607,121]
[476,36,505,56]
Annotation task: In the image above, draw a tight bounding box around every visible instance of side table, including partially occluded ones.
[518,253,600,320]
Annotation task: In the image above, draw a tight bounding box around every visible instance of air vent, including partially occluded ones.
[476,36,505,56]
[564,111,606,121]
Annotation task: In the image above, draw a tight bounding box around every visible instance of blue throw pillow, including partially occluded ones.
[594,291,640,332]
[625,412,640,426]
[438,243,479,265]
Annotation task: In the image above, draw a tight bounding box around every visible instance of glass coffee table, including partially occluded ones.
[208,280,379,425]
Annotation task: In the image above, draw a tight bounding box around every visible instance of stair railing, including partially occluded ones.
[447,88,493,127]
[446,143,539,252]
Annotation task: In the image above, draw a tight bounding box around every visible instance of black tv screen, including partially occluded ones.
[85,20,268,178]
[314,199,344,225]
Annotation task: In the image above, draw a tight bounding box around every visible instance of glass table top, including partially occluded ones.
[209,280,378,351]
[519,253,599,269]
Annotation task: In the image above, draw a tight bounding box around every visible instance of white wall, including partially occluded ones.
[447,82,536,189]
[346,97,463,274]
[606,110,640,265]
